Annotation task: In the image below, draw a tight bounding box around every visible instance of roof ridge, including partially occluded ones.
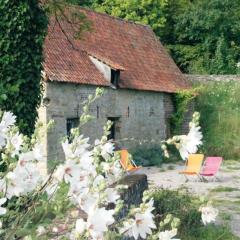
[65,4,150,29]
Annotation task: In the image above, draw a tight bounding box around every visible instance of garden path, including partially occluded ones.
[142,160,240,237]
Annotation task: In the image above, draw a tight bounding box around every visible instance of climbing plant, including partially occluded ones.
[170,89,196,135]
[0,0,48,136]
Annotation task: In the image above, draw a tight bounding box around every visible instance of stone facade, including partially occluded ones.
[39,82,176,172]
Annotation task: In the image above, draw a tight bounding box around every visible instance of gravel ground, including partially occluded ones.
[142,160,240,237]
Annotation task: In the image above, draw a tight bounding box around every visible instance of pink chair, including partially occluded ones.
[200,157,223,181]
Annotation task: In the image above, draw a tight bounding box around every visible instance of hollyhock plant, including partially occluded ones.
[0,198,7,216]
[162,112,203,160]
[120,198,156,239]
[0,89,216,239]
[199,205,219,225]
[158,229,179,240]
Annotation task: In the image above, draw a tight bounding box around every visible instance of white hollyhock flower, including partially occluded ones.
[73,135,90,157]
[33,144,45,162]
[87,208,115,239]
[18,151,34,167]
[0,135,5,149]
[105,188,120,203]
[178,123,203,160]
[54,161,81,183]
[75,218,86,235]
[62,140,75,160]
[6,171,25,198]
[158,228,180,240]
[22,165,42,192]
[121,203,156,240]
[62,136,90,160]
[0,198,7,215]
[0,112,16,130]
[9,132,23,153]
[79,194,99,215]
[200,206,218,225]
[78,152,96,175]
[0,178,6,193]
[6,163,42,198]
[100,142,114,160]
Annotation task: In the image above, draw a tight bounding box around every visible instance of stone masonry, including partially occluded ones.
[38,81,175,172]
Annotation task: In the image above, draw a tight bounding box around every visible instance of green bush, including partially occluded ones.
[131,145,182,167]
[130,146,165,167]
[196,81,240,159]
[152,189,239,240]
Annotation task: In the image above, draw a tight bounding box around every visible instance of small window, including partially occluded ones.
[149,107,154,116]
[107,117,120,140]
[66,118,79,139]
[111,69,120,87]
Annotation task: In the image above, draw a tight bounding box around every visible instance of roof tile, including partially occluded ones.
[43,7,189,92]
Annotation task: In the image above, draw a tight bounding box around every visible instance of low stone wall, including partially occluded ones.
[111,174,148,219]
[49,174,148,239]
[185,74,240,83]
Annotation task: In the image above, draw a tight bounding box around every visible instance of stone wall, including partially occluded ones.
[185,74,240,83]
[41,82,168,166]
[111,174,148,220]
[163,94,174,138]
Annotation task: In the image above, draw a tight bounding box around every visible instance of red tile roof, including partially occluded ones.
[44,7,189,93]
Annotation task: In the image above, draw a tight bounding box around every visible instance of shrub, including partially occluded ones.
[131,145,182,167]
[131,146,165,167]
[152,188,239,240]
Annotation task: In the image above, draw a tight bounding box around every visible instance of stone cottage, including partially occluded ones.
[38,7,190,172]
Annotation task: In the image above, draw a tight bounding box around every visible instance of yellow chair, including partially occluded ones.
[179,154,204,180]
[118,149,141,173]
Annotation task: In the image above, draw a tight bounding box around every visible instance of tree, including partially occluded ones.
[171,0,240,73]
[0,1,48,136]
[76,0,240,74]
[0,0,90,136]
[75,0,169,37]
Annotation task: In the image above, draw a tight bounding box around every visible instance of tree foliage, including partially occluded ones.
[68,0,169,36]
[0,0,48,136]
[73,0,240,74]
[171,0,240,74]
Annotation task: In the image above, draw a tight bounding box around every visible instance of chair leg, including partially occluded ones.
[215,176,221,182]
[201,176,208,182]
[197,174,204,182]
[184,175,190,182]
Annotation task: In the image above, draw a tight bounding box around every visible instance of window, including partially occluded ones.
[107,117,120,140]
[97,106,100,119]
[111,69,120,87]
[149,107,155,116]
[66,118,79,139]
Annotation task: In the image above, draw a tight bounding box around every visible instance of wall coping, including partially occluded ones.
[185,74,240,83]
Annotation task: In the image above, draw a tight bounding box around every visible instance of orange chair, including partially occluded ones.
[118,149,141,173]
[179,154,204,180]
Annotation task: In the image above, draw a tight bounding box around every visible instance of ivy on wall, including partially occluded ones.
[170,89,196,135]
[0,1,48,136]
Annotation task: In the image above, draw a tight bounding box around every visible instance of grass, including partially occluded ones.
[219,212,232,221]
[196,81,240,160]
